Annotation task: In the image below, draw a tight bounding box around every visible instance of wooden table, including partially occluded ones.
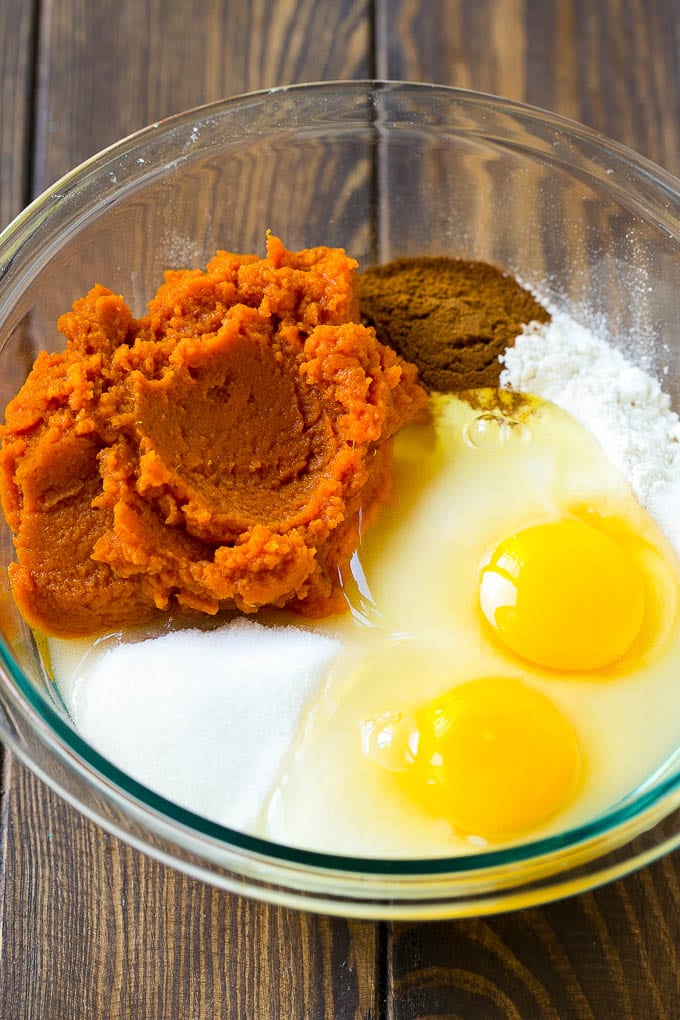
[2,2,680,1016]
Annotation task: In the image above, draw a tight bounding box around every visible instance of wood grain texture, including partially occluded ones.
[376,0,680,174]
[388,862,680,1019]
[0,758,379,1020]
[0,0,37,226]
[33,0,372,192]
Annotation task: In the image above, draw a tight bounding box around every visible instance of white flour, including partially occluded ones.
[500,311,680,552]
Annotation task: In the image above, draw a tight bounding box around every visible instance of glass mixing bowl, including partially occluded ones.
[2,81,680,920]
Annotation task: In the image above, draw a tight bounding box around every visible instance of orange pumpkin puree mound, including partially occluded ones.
[0,236,427,638]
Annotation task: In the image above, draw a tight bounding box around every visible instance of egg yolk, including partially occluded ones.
[478,519,646,671]
[405,678,581,838]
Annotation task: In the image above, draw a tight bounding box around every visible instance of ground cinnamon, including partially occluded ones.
[358,257,550,392]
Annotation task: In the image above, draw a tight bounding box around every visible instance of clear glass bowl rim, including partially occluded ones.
[2,79,680,911]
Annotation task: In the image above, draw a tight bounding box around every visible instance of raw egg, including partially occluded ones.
[404,677,582,838]
[479,518,646,671]
[265,390,680,857]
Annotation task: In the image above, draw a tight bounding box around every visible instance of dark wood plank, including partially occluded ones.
[388,860,680,1019]
[33,0,372,193]
[0,0,37,227]
[0,760,378,1019]
[376,0,680,175]
[378,1,680,1017]
[0,2,380,1018]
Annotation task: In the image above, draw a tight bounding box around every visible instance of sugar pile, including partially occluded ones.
[60,619,340,831]
[501,311,680,553]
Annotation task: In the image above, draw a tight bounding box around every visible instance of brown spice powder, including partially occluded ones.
[358,257,550,392]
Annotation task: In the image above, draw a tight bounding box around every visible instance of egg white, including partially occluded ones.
[264,391,680,857]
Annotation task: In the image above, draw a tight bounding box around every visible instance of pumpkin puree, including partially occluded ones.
[0,236,427,637]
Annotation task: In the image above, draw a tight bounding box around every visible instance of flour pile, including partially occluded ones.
[501,311,680,553]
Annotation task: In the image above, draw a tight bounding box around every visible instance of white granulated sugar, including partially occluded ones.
[65,619,340,831]
[501,311,680,552]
